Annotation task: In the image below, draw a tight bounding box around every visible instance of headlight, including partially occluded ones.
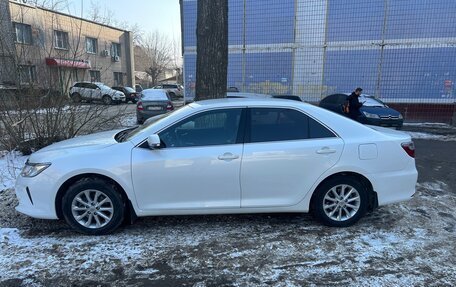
[20,162,51,177]
[363,111,380,119]
[398,114,403,119]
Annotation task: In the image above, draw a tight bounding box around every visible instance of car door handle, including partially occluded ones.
[218,153,239,161]
[316,147,337,154]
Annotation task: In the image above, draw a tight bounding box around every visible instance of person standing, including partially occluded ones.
[346,87,364,121]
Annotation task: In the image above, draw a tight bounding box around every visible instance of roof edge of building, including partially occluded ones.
[10,0,130,33]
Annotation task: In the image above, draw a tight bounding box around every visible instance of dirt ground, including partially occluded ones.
[0,129,455,286]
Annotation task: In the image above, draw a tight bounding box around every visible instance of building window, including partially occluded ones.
[54,30,69,49]
[113,72,123,86]
[111,43,121,57]
[19,65,36,84]
[89,70,101,82]
[13,23,32,45]
[85,37,97,54]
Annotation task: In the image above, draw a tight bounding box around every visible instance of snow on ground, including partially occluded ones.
[404,131,456,141]
[0,180,455,286]
[0,151,28,192]
[120,114,138,127]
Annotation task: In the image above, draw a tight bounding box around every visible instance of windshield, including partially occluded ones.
[360,96,386,107]
[124,87,135,93]
[98,84,111,90]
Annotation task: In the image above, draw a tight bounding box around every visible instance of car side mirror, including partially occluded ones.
[147,134,161,149]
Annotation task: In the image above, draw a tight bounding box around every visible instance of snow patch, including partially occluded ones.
[404,131,456,141]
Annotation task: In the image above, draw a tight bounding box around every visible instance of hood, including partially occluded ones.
[360,106,401,117]
[29,130,122,163]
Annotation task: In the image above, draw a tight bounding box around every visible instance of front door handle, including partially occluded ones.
[316,147,337,154]
[218,152,239,161]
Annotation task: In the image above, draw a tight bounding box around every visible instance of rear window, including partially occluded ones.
[141,89,169,101]
[163,84,177,89]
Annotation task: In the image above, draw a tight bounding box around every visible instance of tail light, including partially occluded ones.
[401,142,415,158]
[137,101,144,111]
[166,101,174,111]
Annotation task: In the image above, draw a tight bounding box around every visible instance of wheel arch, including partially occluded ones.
[55,173,137,222]
[309,171,378,212]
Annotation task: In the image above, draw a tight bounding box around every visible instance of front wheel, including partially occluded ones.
[102,95,112,105]
[62,178,125,235]
[312,176,368,227]
[71,93,82,103]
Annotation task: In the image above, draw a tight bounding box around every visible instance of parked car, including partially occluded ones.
[272,94,305,102]
[112,86,139,103]
[136,89,174,124]
[227,86,240,92]
[152,83,184,100]
[226,92,272,99]
[319,93,404,129]
[15,98,417,235]
[70,82,125,105]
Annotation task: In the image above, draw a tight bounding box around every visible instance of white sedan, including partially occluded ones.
[15,99,418,235]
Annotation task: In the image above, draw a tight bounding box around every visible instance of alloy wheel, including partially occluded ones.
[71,189,114,229]
[323,184,361,221]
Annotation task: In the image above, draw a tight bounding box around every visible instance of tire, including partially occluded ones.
[312,176,368,227]
[62,178,125,235]
[137,118,143,125]
[102,95,112,105]
[71,93,82,103]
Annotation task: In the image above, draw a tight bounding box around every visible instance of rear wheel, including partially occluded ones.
[62,178,125,235]
[102,95,112,105]
[312,176,368,227]
[71,93,82,103]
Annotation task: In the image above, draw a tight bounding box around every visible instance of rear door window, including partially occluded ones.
[248,108,335,143]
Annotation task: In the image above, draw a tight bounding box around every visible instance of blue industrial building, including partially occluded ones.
[181,0,456,106]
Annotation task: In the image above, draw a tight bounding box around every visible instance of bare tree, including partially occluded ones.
[195,0,228,100]
[140,31,173,86]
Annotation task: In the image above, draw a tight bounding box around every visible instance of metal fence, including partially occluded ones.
[181,0,456,123]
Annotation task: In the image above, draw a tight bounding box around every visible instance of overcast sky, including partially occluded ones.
[67,0,181,41]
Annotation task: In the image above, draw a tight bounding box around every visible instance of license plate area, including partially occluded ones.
[147,106,162,111]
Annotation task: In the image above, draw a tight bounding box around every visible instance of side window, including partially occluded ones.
[159,109,243,148]
[249,108,309,143]
[337,94,348,104]
[322,95,338,104]
[309,118,336,139]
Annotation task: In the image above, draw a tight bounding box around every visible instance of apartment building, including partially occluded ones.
[1,0,135,91]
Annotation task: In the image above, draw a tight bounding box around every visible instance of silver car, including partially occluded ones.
[136,89,174,124]
[152,83,184,100]
[70,82,126,104]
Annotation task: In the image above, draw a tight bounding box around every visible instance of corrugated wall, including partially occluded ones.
[182,0,456,121]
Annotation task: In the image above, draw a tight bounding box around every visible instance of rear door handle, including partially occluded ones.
[218,152,239,161]
[316,147,337,154]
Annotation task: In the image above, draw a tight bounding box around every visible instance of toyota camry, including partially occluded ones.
[15,99,418,235]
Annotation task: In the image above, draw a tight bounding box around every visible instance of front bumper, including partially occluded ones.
[360,117,404,128]
[15,174,59,219]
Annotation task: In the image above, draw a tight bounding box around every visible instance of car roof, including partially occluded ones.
[189,98,309,109]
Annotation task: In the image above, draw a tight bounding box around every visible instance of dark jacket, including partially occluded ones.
[347,92,363,118]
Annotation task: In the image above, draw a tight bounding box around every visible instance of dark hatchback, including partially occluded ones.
[112,86,139,103]
[319,93,403,129]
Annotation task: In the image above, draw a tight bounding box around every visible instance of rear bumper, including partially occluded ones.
[136,110,168,122]
[368,161,418,206]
